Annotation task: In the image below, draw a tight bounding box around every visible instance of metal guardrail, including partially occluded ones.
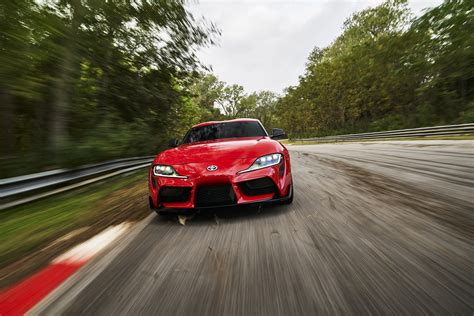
[292,123,474,142]
[0,156,154,210]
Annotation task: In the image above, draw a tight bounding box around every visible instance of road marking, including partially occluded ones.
[0,223,130,316]
[53,224,130,265]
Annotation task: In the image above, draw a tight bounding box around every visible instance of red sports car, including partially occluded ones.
[148,118,293,213]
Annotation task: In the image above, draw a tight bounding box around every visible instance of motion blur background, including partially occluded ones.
[1,2,473,314]
[1,0,472,178]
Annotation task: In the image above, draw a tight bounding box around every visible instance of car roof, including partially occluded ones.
[191,118,261,128]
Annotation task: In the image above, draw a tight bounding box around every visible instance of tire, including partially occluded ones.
[156,209,192,216]
[282,184,294,205]
[155,210,178,221]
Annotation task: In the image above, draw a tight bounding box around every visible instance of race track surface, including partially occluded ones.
[38,141,474,315]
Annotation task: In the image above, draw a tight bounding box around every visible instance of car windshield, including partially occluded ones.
[182,121,267,144]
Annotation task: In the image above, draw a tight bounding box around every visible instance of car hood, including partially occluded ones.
[155,137,283,165]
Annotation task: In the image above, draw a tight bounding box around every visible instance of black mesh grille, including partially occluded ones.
[195,184,236,207]
[159,187,191,203]
[238,177,277,196]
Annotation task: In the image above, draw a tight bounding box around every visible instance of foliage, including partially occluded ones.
[185,73,280,131]
[0,0,218,177]
[275,0,473,138]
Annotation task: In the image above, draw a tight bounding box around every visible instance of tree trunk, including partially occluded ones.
[0,87,15,157]
[35,98,47,160]
[49,0,83,159]
[50,53,72,157]
[99,49,111,115]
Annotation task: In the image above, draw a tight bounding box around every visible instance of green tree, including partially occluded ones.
[218,84,246,118]
[275,0,472,138]
[188,73,225,121]
[0,0,218,177]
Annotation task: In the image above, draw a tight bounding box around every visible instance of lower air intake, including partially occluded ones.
[238,177,277,196]
[195,184,236,207]
[159,187,191,203]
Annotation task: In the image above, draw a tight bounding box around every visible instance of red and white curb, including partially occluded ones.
[0,223,130,316]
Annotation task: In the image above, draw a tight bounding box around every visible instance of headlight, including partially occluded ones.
[238,153,283,174]
[152,165,187,178]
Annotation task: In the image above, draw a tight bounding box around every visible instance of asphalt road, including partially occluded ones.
[36,141,474,315]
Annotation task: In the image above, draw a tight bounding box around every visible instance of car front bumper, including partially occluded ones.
[148,158,292,210]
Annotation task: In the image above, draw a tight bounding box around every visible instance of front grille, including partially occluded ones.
[159,187,191,203]
[195,184,236,207]
[238,177,277,196]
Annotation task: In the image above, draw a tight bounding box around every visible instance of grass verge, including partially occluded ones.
[0,170,150,288]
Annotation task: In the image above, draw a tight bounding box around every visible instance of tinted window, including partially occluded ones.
[183,121,267,144]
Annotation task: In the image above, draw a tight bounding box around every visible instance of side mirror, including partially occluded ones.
[168,138,179,148]
[271,128,288,140]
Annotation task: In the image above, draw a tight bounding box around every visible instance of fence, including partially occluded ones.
[292,123,474,142]
[0,156,154,210]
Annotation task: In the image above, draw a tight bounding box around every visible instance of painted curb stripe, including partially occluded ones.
[0,263,82,316]
[0,224,129,315]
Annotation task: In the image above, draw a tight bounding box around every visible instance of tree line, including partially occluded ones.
[184,0,473,140]
[274,0,473,137]
[0,0,218,177]
[186,73,279,130]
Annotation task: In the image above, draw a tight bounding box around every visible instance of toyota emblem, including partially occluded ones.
[207,165,218,171]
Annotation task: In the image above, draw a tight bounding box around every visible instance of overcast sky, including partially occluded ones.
[188,0,442,94]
